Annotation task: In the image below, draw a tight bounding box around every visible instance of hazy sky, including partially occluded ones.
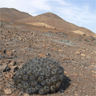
[0,0,96,33]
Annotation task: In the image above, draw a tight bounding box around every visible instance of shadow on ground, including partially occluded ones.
[59,75,71,93]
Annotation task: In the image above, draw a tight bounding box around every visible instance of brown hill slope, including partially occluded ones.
[0,8,32,22]
[16,12,79,31]
[16,12,96,37]
[0,8,96,37]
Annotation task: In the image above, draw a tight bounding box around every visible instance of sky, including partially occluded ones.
[0,0,96,33]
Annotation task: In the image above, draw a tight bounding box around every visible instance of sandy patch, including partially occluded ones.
[26,22,55,29]
[72,30,85,35]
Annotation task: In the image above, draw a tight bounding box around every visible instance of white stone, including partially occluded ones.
[81,54,85,56]
[4,88,12,95]
[24,93,30,96]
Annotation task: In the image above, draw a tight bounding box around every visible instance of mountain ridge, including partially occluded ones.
[0,8,32,22]
[0,8,96,37]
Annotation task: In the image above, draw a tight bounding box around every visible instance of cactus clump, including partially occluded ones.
[13,57,64,95]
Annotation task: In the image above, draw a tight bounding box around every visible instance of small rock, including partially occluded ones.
[0,77,3,81]
[18,92,23,96]
[6,42,9,45]
[12,50,16,52]
[6,51,13,56]
[9,60,16,66]
[86,55,91,59]
[5,82,12,87]
[14,66,19,72]
[75,51,80,55]
[64,71,67,73]
[9,80,15,86]
[0,85,3,90]
[10,66,19,72]
[4,88,12,95]
[38,53,46,58]
[0,49,6,53]
[90,65,95,68]
[19,37,22,41]
[18,64,23,69]
[58,49,63,52]
[92,62,95,65]
[61,57,69,61]
[0,65,7,71]
[73,73,78,76]
[81,54,85,56]
[4,72,13,78]
[74,61,77,64]
[11,93,18,96]
[3,66,11,72]
[46,53,51,56]
[0,55,3,60]
[23,93,30,96]
[81,57,84,60]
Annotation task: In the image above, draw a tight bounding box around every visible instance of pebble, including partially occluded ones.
[38,53,46,57]
[23,93,30,96]
[0,85,3,90]
[4,88,12,95]
[92,62,95,65]
[0,55,3,60]
[18,64,23,69]
[10,66,19,72]
[5,82,12,88]
[58,49,63,52]
[18,92,24,96]
[0,49,6,53]
[12,50,16,52]
[3,66,11,72]
[8,60,16,66]
[6,51,13,56]
[73,73,78,76]
[0,65,7,71]
[86,55,91,59]
[81,54,85,56]
[46,53,51,56]
[61,57,69,61]
[75,51,80,55]
[4,72,13,79]
[11,93,18,96]
[0,77,3,81]
[19,37,22,41]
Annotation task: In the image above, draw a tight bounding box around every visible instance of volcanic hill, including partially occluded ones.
[0,8,32,22]
[0,8,96,37]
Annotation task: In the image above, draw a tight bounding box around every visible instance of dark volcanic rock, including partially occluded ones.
[3,66,11,72]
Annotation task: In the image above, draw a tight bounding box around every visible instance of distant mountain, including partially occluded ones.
[0,8,96,37]
[0,8,32,22]
[16,12,96,36]
[16,12,79,31]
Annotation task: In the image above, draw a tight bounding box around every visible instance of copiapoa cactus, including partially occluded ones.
[13,57,64,95]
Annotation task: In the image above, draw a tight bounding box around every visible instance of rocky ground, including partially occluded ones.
[0,23,96,96]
